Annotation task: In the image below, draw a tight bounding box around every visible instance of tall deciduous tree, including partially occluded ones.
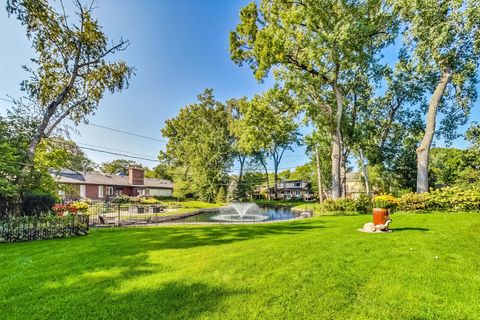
[7,0,133,162]
[230,88,300,199]
[394,0,480,193]
[160,89,233,202]
[230,0,397,198]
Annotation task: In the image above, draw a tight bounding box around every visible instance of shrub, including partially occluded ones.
[139,197,161,204]
[112,194,130,204]
[398,192,429,211]
[21,191,56,216]
[398,187,480,212]
[322,198,356,212]
[354,194,372,214]
[373,194,399,210]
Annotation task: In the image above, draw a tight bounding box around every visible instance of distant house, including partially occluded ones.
[54,167,173,201]
[270,180,313,201]
[345,172,366,199]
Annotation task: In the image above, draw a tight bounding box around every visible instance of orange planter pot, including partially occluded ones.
[372,208,389,225]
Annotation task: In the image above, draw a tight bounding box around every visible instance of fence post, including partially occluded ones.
[117,203,121,227]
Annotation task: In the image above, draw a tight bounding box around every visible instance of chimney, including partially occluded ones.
[128,167,144,186]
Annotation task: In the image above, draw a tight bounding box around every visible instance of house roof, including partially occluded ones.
[53,169,173,189]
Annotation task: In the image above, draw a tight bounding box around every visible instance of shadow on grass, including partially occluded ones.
[92,219,325,251]
[0,219,322,319]
[392,227,430,232]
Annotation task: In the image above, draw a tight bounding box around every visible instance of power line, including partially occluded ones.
[88,123,167,143]
[78,146,160,162]
[76,142,159,159]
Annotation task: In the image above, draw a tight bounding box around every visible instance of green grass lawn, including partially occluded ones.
[1,213,480,319]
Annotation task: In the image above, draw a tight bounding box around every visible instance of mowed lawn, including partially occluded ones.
[1,214,480,320]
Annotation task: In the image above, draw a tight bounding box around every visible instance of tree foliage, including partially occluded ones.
[230,0,398,198]
[7,0,134,161]
[160,89,233,202]
[230,87,300,199]
[100,159,142,175]
[394,0,480,192]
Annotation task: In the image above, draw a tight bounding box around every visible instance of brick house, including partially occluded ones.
[55,167,173,201]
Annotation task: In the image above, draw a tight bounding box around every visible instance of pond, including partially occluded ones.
[173,203,300,223]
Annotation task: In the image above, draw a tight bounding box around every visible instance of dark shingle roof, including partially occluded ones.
[53,170,173,189]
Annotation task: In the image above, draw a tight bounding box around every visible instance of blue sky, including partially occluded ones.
[0,0,478,173]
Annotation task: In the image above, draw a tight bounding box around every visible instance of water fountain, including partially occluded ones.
[210,203,268,222]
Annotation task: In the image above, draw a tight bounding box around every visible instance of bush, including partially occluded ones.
[139,197,161,204]
[373,194,399,211]
[354,194,373,214]
[322,198,356,212]
[398,192,429,211]
[21,191,56,216]
[398,187,480,212]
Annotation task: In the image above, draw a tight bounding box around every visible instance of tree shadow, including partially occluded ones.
[392,227,430,232]
[0,219,322,319]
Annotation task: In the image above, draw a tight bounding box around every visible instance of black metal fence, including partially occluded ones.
[87,203,209,227]
[0,214,89,243]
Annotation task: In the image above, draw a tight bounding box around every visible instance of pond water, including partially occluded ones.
[175,204,299,223]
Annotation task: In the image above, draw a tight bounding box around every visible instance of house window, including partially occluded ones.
[79,185,86,198]
[295,190,300,196]
[294,182,301,187]
[98,185,104,198]
[137,188,145,196]
[106,187,114,196]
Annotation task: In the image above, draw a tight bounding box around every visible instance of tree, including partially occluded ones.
[100,159,143,175]
[7,0,133,163]
[226,97,250,184]
[216,186,226,204]
[394,0,480,193]
[0,119,22,198]
[160,89,233,202]
[226,177,240,203]
[230,0,398,198]
[144,163,174,181]
[459,123,480,186]
[429,148,467,187]
[36,137,94,173]
[230,88,300,199]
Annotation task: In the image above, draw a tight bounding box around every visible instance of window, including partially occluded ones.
[106,187,114,196]
[79,185,86,198]
[294,182,301,187]
[98,185,104,198]
[295,190,300,196]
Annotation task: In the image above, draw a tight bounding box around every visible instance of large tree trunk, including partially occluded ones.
[315,145,324,204]
[341,156,347,198]
[416,70,451,193]
[260,159,271,200]
[238,155,246,183]
[359,148,370,196]
[331,82,343,199]
[273,165,279,200]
